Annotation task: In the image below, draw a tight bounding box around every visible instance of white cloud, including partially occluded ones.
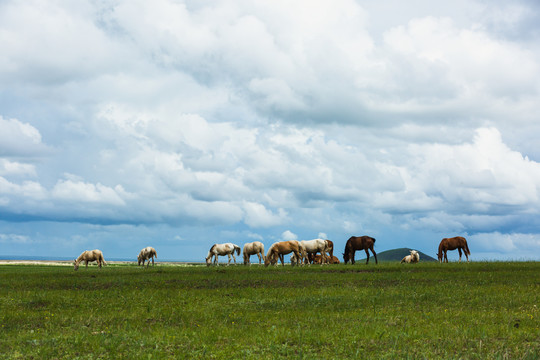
[0,159,36,177]
[51,180,126,206]
[281,230,297,241]
[243,201,287,228]
[0,234,33,244]
[0,116,48,156]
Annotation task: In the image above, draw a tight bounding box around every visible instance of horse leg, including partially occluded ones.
[227,254,231,266]
[444,250,448,263]
[232,252,237,265]
[351,250,356,265]
[371,247,378,265]
[364,249,370,265]
[458,248,463,263]
[257,252,262,265]
[85,260,89,268]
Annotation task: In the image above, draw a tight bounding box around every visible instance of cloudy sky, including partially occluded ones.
[1,0,540,261]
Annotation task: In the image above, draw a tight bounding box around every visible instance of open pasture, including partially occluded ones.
[1,262,539,359]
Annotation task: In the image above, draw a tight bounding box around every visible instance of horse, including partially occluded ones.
[290,252,303,266]
[401,250,420,264]
[73,249,106,270]
[138,246,157,267]
[313,254,340,264]
[243,241,265,265]
[205,243,241,266]
[343,236,378,265]
[265,240,304,267]
[437,236,470,263]
[299,239,329,265]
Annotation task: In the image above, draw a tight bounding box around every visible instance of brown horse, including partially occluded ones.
[343,236,378,265]
[313,254,340,264]
[265,240,304,267]
[437,236,471,263]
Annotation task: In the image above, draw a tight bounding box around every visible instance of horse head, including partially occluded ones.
[342,251,350,264]
[73,260,79,271]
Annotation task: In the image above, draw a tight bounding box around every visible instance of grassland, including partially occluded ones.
[0,262,538,359]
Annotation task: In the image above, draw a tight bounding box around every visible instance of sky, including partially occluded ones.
[1,0,540,262]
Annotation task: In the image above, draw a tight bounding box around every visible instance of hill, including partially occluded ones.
[358,248,437,262]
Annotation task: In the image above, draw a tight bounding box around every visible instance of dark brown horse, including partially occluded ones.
[437,236,471,263]
[343,236,378,265]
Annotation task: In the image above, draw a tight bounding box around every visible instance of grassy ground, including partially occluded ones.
[0,262,538,359]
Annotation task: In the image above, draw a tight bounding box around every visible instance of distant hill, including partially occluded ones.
[357,248,437,262]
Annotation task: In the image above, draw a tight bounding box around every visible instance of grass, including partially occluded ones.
[0,262,539,359]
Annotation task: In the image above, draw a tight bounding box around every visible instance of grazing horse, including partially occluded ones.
[438,236,471,263]
[138,246,157,267]
[290,252,303,266]
[206,243,241,266]
[265,240,304,267]
[343,236,378,265]
[243,241,265,265]
[300,239,329,265]
[73,249,106,270]
[401,250,420,264]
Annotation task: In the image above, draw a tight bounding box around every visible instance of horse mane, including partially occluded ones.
[206,244,216,260]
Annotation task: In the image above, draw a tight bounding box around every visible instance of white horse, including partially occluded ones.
[73,249,106,270]
[138,246,157,267]
[299,239,328,265]
[243,241,265,265]
[401,250,420,264]
[206,243,241,266]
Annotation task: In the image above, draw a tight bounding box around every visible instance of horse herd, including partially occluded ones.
[73,236,471,270]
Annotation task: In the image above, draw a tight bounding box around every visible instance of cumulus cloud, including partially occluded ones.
[281,230,297,241]
[0,116,49,156]
[1,0,540,259]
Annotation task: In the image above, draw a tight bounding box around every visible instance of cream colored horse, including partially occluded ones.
[243,241,265,265]
[206,243,241,266]
[300,239,329,265]
[265,240,305,267]
[401,250,420,264]
[73,249,106,270]
[290,252,302,266]
[138,246,157,267]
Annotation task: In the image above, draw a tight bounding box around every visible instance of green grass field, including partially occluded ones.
[1,262,538,359]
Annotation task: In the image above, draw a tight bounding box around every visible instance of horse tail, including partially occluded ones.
[464,241,471,256]
[371,237,376,243]
[236,245,241,256]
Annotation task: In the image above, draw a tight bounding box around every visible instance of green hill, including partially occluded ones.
[357,248,437,262]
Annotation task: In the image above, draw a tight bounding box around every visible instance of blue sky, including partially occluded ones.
[1,0,540,261]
